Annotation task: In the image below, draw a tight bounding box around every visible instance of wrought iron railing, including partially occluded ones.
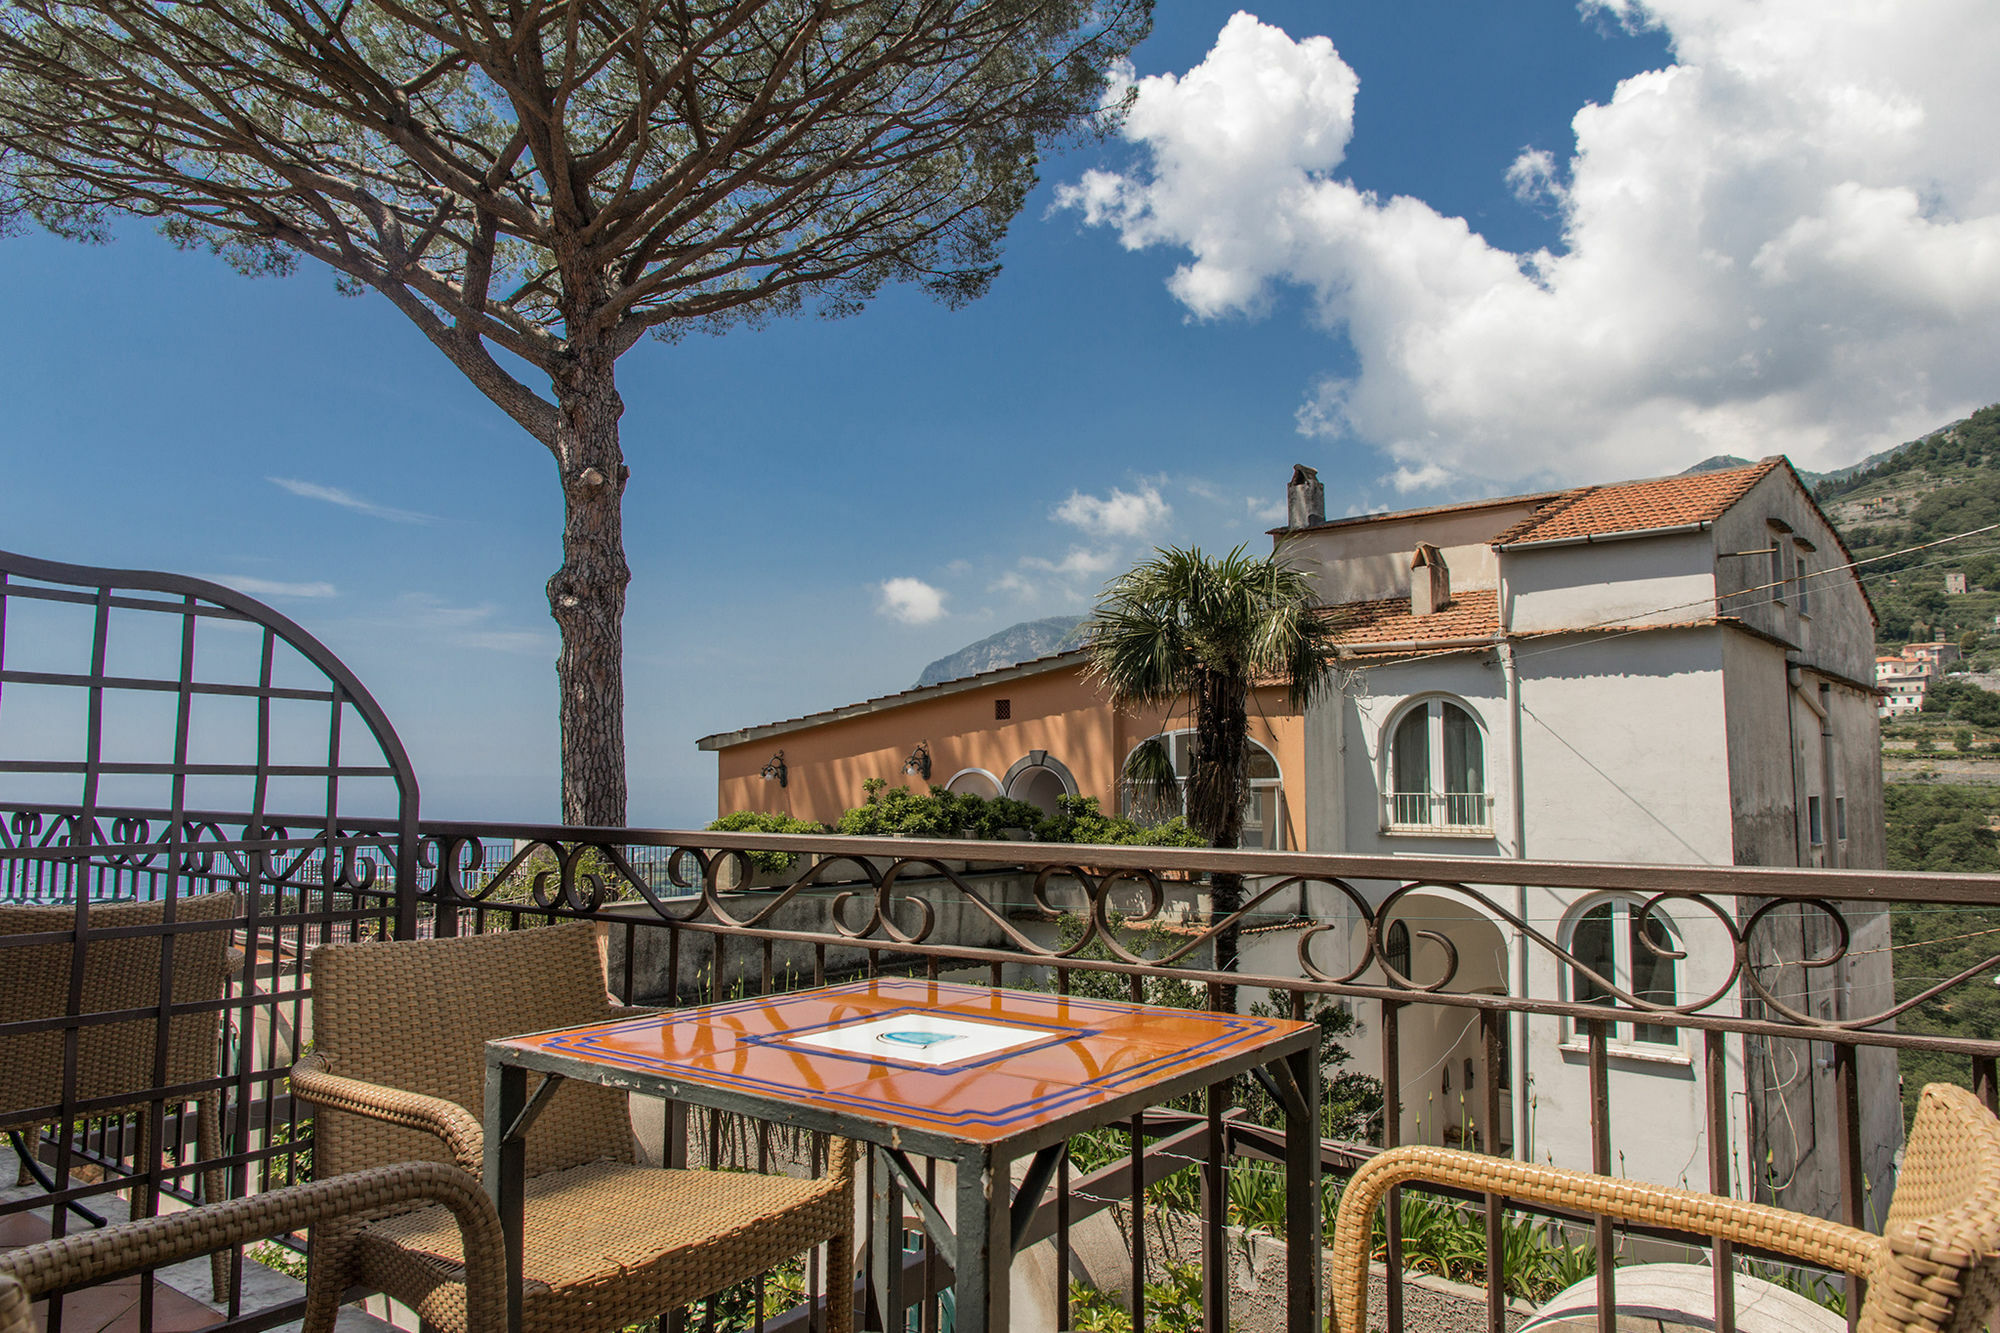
[11,812,2000,1333]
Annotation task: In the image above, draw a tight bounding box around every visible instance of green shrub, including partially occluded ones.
[704,810,829,873]
[831,782,1046,840]
[1069,1261,1218,1333]
[1034,794,1206,847]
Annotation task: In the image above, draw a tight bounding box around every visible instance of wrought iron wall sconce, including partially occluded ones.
[903,741,932,781]
[760,750,788,788]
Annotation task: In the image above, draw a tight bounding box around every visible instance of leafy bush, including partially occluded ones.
[705,810,830,873]
[1069,1261,1218,1333]
[1034,794,1206,847]
[721,788,1210,851]
[1928,678,2000,727]
[831,782,1044,840]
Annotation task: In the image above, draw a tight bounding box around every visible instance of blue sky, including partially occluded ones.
[3,1,1995,827]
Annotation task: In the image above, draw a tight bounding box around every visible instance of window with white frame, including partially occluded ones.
[1119,730,1285,849]
[1565,897,1680,1048]
[1384,698,1490,830]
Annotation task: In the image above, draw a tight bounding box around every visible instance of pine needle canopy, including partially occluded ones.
[1084,544,1339,715]
[0,0,1150,437]
[0,0,1151,827]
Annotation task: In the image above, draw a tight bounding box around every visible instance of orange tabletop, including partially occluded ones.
[491,977,1316,1146]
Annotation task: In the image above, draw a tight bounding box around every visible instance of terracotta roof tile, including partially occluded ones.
[1492,458,1783,547]
[1326,590,1500,647]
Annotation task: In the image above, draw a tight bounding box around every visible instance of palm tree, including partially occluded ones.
[1084,545,1343,1007]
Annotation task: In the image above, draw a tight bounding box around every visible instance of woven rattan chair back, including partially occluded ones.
[308,922,635,1180]
[1864,1083,2000,1333]
[0,893,239,1128]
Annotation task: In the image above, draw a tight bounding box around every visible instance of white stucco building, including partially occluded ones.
[1279,457,1894,1222]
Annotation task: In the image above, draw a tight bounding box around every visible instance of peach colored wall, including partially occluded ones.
[714,663,1307,847]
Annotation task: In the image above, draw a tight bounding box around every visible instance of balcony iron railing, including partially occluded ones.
[9,809,2000,1333]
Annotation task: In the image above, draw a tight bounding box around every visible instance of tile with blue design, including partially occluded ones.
[492,978,1313,1144]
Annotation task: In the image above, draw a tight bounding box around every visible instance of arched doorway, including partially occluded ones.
[1002,751,1076,817]
[1377,893,1511,1152]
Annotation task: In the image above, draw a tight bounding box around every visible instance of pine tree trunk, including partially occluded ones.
[546,336,630,828]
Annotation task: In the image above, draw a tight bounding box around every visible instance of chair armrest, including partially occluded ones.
[290,1052,485,1175]
[0,1161,505,1333]
[1328,1146,1884,1333]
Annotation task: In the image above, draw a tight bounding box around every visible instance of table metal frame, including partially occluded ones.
[483,985,1321,1333]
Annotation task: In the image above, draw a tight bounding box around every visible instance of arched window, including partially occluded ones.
[1565,897,1679,1047]
[1384,698,1488,830]
[1119,730,1285,849]
[1384,920,1412,982]
[944,768,1001,799]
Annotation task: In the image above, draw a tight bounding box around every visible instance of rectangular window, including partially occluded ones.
[1796,544,1812,614]
[1808,795,1824,846]
[1836,796,1848,841]
[1770,543,1787,601]
[994,699,1010,720]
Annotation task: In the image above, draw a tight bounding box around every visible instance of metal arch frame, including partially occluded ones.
[0,548,422,933]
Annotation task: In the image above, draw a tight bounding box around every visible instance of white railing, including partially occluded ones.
[1384,790,1495,830]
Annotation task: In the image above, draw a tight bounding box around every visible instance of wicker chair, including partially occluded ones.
[0,892,241,1297]
[291,921,857,1333]
[1328,1082,2000,1333]
[0,1160,503,1333]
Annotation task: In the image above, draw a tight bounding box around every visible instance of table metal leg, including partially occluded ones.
[1280,1047,1322,1333]
[954,1146,1010,1333]
[485,1062,528,1333]
[870,1146,905,1333]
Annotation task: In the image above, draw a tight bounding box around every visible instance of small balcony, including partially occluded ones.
[1382,790,1494,834]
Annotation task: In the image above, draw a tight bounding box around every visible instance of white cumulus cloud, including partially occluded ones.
[878,577,948,624]
[1052,485,1171,536]
[1058,5,2000,487]
[269,476,435,523]
[1023,547,1117,579]
[198,574,338,600]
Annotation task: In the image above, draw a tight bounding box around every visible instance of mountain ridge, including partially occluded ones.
[914,615,1086,688]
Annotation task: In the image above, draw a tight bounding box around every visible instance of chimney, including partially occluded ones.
[1411,543,1450,616]
[1287,464,1325,528]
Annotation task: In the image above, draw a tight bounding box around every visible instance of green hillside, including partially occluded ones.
[1813,404,2000,656]
[1885,784,2000,1123]
[1812,409,2000,1121]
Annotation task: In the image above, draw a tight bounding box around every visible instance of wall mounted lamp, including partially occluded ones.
[760,750,788,788]
[903,741,932,781]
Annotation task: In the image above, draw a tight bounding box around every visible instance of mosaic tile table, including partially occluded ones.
[486,978,1322,1333]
